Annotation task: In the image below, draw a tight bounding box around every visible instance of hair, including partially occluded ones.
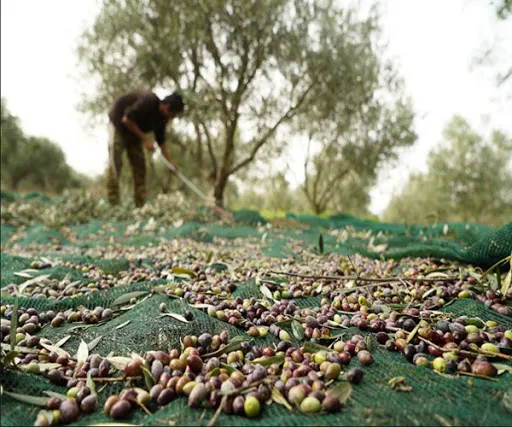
[162,92,185,115]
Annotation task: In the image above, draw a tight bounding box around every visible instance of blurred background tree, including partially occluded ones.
[1,99,86,194]
[383,115,512,227]
[77,0,415,208]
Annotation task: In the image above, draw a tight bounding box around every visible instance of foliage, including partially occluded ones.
[1,99,86,194]
[0,189,224,230]
[383,115,512,227]
[77,0,413,208]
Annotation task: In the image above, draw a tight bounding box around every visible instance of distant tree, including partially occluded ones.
[77,0,412,208]
[1,99,84,194]
[383,115,512,227]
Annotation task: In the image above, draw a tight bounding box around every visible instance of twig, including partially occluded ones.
[399,333,512,361]
[217,379,268,397]
[268,271,454,283]
[208,395,227,427]
[346,255,359,277]
[386,326,512,360]
[457,371,499,381]
[65,375,143,383]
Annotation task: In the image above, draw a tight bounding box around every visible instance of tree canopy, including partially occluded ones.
[77,0,415,208]
[1,99,86,194]
[383,115,512,227]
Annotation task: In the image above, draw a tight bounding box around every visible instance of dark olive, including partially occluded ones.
[59,399,79,424]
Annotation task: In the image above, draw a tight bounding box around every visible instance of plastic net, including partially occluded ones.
[1,194,512,426]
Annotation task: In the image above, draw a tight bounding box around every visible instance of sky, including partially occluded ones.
[1,0,511,215]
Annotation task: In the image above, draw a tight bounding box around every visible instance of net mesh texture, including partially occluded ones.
[1,193,511,426]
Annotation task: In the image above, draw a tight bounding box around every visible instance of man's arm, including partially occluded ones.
[121,116,154,151]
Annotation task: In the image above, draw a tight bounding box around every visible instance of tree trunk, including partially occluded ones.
[311,201,324,215]
[212,174,229,207]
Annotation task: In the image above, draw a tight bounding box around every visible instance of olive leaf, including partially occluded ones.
[37,363,62,372]
[251,354,285,367]
[303,342,333,353]
[141,366,155,390]
[106,356,132,371]
[494,363,512,375]
[159,313,189,323]
[501,253,512,298]
[207,368,221,378]
[318,234,324,254]
[203,336,250,359]
[1,343,39,354]
[209,263,229,273]
[3,351,19,366]
[388,376,413,392]
[425,272,449,279]
[87,373,97,396]
[365,335,373,352]
[112,291,149,307]
[43,391,68,400]
[327,382,352,404]
[291,320,305,340]
[77,340,89,364]
[40,343,70,359]
[406,322,421,344]
[54,335,71,348]
[275,319,293,328]
[219,363,241,375]
[88,335,104,351]
[18,274,52,294]
[206,251,214,264]
[115,320,132,330]
[14,272,33,278]
[1,387,49,407]
[271,387,292,410]
[10,300,19,351]
[422,287,438,300]
[171,267,197,277]
[260,285,274,301]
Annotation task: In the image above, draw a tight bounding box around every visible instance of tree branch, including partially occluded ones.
[201,121,218,179]
[317,167,350,209]
[202,14,229,119]
[229,80,317,175]
[303,133,313,201]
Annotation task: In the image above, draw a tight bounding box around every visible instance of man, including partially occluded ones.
[106,89,184,207]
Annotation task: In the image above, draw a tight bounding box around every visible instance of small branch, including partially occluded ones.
[66,375,143,383]
[394,333,512,362]
[229,80,317,175]
[200,121,217,178]
[208,395,227,427]
[268,270,454,283]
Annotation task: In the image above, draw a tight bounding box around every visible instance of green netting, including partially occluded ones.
[1,195,512,426]
[1,258,512,426]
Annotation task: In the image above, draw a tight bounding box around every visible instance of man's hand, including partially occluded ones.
[143,137,156,153]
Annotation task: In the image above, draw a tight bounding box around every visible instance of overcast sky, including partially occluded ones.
[1,0,511,215]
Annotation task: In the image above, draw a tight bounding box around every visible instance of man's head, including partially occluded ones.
[160,92,184,119]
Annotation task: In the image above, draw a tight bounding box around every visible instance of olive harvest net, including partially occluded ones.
[1,192,511,426]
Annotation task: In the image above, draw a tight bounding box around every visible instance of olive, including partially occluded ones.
[80,395,97,413]
[244,396,260,418]
[157,388,176,405]
[59,399,79,424]
[322,395,341,413]
[300,396,321,414]
[110,399,132,419]
[347,368,364,384]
